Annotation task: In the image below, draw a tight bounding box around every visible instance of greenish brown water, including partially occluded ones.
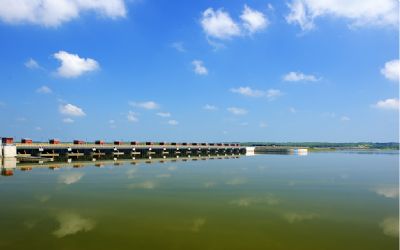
[0,151,398,250]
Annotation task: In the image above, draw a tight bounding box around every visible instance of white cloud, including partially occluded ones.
[240,5,269,34]
[203,104,218,111]
[266,89,283,100]
[192,60,208,75]
[130,101,159,110]
[201,5,268,42]
[58,172,84,185]
[283,71,319,82]
[54,51,99,78]
[156,112,171,118]
[381,59,399,82]
[230,86,283,100]
[201,8,241,40]
[379,217,399,237]
[289,107,297,113]
[340,116,350,121]
[285,0,399,31]
[373,98,399,110]
[59,103,86,117]
[171,42,185,52]
[227,107,247,115]
[25,58,40,69]
[53,212,95,238]
[167,119,179,125]
[230,86,265,97]
[127,111,138,122]
[0,0,127,27]
[259,122,268,128]
[36,85,52,94]
[62,118,74,123]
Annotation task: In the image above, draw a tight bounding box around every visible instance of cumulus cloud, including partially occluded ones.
[25,58,40,69]
[285,0,399,31]
[0,0,127,27]
[53,212,95,238]
[156,112,171,118]
[201,8,241,40]
[230,86,283,100]
[130,101,159,110]
[373,98,399,110]
[259,122,268,128]
[167,119,179,126]
[283,71,319,82]
[127,111,138,122]
[381,59,399,82]
[192,60,208,75]
[240,5,269,34]
[379,217,399,237]
[54,51,99,78]
[59,103,86,117]
[230,86,265,97]
[227,107,247,115]
[62,118,74,123]
[58,172,84,185]
[266,89,283,100]
[340,116,350,122]
[171,42,185,52]
[200,5,268,42]
[203,104,218,111]
[36,85,52,94]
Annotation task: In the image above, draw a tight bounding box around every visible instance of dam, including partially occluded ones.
[0,137,248,160]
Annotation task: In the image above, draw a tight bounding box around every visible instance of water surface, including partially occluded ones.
[0,152,398,249]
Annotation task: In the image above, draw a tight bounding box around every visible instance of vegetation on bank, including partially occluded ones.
[240,142,400,150]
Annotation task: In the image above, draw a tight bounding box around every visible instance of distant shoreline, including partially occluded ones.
[243,142,399,151]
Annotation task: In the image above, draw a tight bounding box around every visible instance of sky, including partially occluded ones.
[0,0,398,143]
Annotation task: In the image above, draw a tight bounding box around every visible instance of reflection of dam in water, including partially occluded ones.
[0,152,244,177]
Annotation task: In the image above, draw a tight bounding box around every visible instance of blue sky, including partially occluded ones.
[0,0,398,142]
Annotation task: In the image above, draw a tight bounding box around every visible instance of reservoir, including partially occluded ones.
[0,151,398,250]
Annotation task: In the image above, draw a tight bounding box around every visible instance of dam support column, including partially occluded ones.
[1,137,16,158]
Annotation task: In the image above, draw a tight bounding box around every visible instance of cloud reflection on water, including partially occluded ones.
[156,174,171,178]
[128,181,157,189]
[283,212,319,223]
[373,186,399,199]
[230,194,280,207]
[58,172,84,185]
[225,178,247,185]
[379,217,399,237]
[191,218,206,232]
[53,212,95,238]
